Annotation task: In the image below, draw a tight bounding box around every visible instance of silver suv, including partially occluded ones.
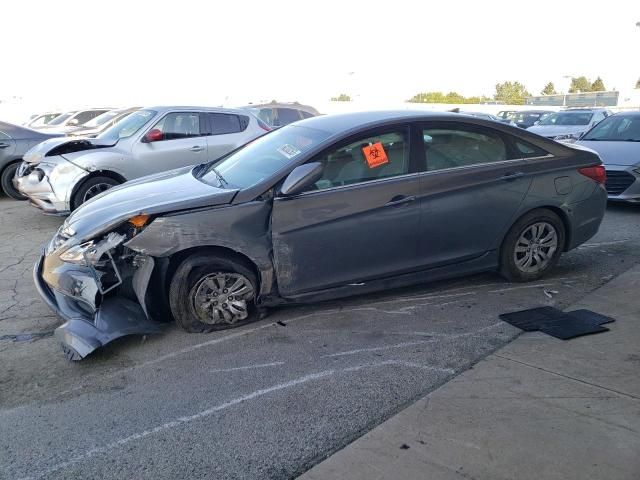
[16,106,268,214]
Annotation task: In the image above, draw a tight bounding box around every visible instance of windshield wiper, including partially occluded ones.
[210,167,229,187]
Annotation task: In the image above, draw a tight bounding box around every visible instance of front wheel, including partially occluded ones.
[169,253,259,333]
[71,176,120,210]
[499,209,565,282]
[1,162,27,200]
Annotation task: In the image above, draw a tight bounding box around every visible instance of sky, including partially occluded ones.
[1,0,639,112]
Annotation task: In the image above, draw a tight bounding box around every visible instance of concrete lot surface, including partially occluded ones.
[0,197,638,479]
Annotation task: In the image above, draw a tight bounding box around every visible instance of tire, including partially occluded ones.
[71,176,120,210]
[1,162,27,200]
[169,253,259,333]
[499,208,565,282]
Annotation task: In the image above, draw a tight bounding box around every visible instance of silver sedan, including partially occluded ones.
[576,111,640,203]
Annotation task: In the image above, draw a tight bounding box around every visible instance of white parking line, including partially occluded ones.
[322,340,433,358]
[14,358,456,480]
[209,361,284,373]
[16,369,337,480]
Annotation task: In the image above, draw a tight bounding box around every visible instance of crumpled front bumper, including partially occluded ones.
[15,160,88,215]
[34,252,162,360]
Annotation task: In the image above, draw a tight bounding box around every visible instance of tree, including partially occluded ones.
[568,76,592,93]
[494,81,530,105]
[407,91,491,104]
[330,93,351,102]
[591,76,606,92]
[636,78,640,89]
[541,82,557,95]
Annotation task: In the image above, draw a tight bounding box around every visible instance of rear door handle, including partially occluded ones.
[385,195,416,207]
[502,171,524,181]
[189,146,204,152]
[0,143,9,149]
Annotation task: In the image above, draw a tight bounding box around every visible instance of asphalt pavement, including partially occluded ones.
[0,196,639,479]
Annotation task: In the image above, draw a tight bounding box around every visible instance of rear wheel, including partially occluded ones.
[169,253,259,333]
[71,176,119,210]
[1,162,27,200]
[499,209,565,282]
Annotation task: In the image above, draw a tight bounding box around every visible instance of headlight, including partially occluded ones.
[59,241,96,264]
[59,232,127,265]
[554,133,581,143]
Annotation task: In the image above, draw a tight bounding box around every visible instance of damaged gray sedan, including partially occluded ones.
[35,111,607,360]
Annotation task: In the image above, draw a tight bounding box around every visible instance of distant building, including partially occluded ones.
[526,90,640,109]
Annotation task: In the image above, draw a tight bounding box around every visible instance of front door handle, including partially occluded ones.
[502,171,524,181]
[385,195,416,207]
[189,146,204,152]
[0,143,9,149]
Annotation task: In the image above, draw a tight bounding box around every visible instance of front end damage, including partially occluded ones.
[35,221,163,360]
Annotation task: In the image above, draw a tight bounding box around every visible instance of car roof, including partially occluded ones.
[561,108,608,112]
[144,105,254,116]
[610,110,640,117]
[293,110,458,134]
[243,102,320,114]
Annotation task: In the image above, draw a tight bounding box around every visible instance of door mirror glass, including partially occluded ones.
[281,162,323,196]
[142,128,164,143]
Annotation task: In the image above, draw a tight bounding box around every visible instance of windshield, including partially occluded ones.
[47,112,75,126]
[97,109,157,141]
[199,125,332,189]
[539,111,593,126]
[82,110,122,128]
[582,115,640,141]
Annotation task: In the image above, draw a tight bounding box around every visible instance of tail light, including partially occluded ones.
[579,165,606,185]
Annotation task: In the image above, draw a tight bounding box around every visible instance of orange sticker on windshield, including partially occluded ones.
[362,142,389,169]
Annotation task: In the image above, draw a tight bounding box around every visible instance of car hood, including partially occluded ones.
[65,166,239,243]
[23,137,117,164]
[574,140,640,167]
[527,125,588,137]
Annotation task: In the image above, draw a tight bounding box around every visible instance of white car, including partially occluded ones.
[15,106,269,214]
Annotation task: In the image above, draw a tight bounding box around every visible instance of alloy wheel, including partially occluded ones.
[191,273,254,325]
[513,222,558,273]
[83,182,114,202]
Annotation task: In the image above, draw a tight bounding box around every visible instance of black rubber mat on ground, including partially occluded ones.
[499,307,615,340]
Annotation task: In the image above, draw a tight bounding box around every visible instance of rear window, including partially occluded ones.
[276,108,302,126]
[539,112,593,126]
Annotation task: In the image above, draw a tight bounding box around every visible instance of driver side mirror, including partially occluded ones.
[280,162,323,196]
[533,120,540,126]
[142,128,164,143]
[67,118,79,126]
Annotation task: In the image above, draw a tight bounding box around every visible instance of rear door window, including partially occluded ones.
[307,129,410,191]
[422,125,507,171]
[151,112,202,140]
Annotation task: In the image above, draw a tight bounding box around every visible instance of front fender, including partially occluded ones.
[124,200,276,297]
